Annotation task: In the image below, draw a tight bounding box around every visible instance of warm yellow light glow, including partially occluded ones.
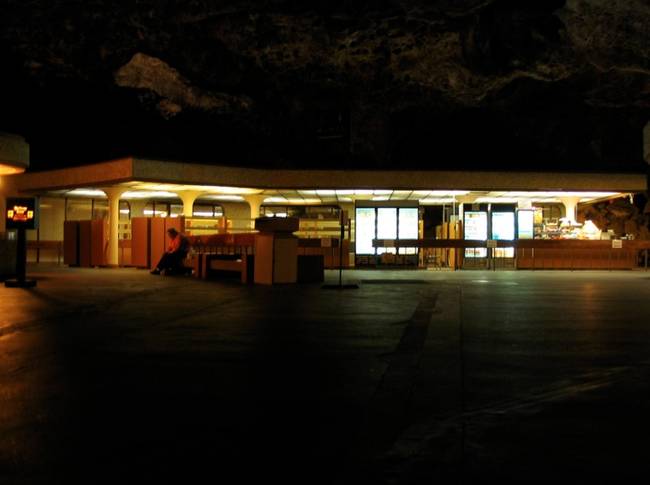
[420,198,458,205]
[475,197,520,203]
[48,186,629,209]
[67,189,107,197]
[201,195,245,202]
[143,209,168,217]
[0,163,25,175]
[263,197,321,205]
[122,191,178,199]
[128,182,263,195]
[6,205,34,223]
[428,190,470,196]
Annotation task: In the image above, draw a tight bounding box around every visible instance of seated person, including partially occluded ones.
[150,228,190,275]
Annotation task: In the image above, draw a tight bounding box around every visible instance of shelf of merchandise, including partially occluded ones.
[118,221,131,240]
[295,218,350,239]
[184,217,227,236]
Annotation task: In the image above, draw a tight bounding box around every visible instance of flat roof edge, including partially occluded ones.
[13,157,647,193]
[132,158,648,192]
[15,157,135,192]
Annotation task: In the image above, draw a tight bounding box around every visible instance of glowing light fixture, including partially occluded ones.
[143,209,168,217]
[420,198,458,205]
[203,186,262,195]
[202,195,245,202]
[122,191,178,199]
[66,189,107,197]
[428,190,470,196]
[128,182,263,195]
[0,164,25,175]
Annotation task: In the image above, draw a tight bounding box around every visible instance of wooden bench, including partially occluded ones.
[184,233,256,283]
[202,254,254,283]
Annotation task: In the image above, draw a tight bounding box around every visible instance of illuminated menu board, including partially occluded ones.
[398,208,418,255]
[5,197,39,230]
[464,211,488,240]
[464,211,488,258]
[491,212,515,240]
[398,208,418,239]
[355,207,376,255]
[517,210,534,239]
[377,208,397,255]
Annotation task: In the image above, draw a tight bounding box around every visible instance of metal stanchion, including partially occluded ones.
[323,211,357,290]
[5,197,39,288]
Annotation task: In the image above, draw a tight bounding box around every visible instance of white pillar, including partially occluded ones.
[643,121,650,165]
[0,176,7,234]
[560,196,580,223]
[179,191,204,217]
[103,188,126,267]
[244,194,266,229]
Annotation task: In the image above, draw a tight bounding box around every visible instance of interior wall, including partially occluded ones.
[34,197,65,241]
[222,201,252,231]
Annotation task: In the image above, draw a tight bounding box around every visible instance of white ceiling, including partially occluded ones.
[52,182,623,206]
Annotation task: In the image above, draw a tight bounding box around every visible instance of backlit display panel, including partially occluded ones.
[355,207,376,255]
[517,210,534,239]
[491,212,515,240]
[464,211,487,258]
[377,208,397,255]
[5,197,39,230]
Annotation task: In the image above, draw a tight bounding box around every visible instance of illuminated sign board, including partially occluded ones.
[517,210,535,240]
[464,211,488,241]
[5,197,39,230]
[355,207,376,255]
[491,211,515,241]
[464,210,488,258]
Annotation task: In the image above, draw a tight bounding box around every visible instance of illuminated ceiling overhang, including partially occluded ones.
[13,156,647,205]
[51,185,625,206]
[0,133,30,175]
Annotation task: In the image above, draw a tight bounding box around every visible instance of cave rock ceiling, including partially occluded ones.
[1,0,649,170]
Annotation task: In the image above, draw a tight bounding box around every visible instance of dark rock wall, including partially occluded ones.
[0,1,648,169]
[578,194,650,239]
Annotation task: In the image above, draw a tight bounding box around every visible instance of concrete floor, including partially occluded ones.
[2,266,650,484]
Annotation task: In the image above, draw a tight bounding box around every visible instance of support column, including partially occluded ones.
[244,194,266,229]
[103,188,126,267]
[643,121,650,165]
[179,191,204,217]
[560,196,580,223]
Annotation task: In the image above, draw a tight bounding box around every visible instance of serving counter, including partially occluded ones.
[373,238,650,270]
